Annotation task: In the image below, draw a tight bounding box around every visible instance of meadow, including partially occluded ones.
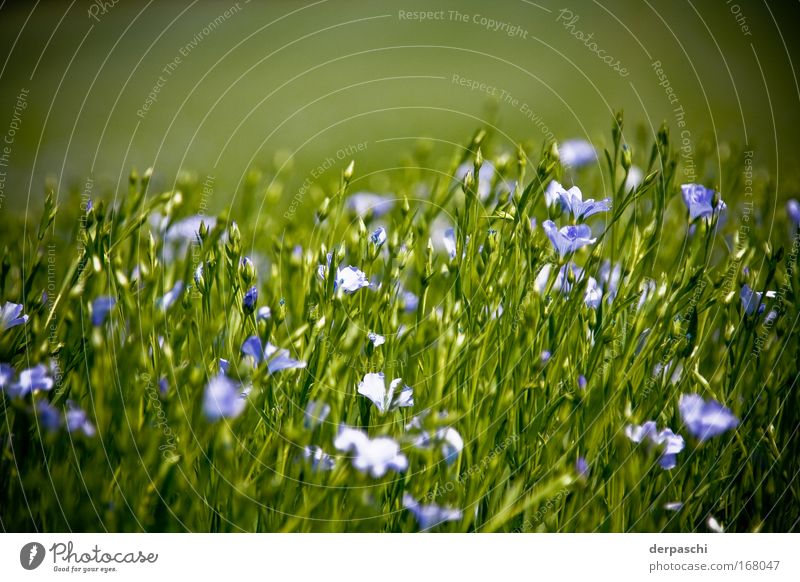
[1,112,798,532]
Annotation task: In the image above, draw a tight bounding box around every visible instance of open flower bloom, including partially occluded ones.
[8,364,54,398]
[346,191,394,218]
[443,228,457,261]
[406,414,464,465]
[681,184,725,221]
[357,372,414,414]
[203,374,246,420]
[403,493,463,531]
[1,302,28,331]
[558,139,597,168]
[625,421,685,470]
[241,336,307,373]
[66,401,96,436]
[303,446,336,471]
[534,263,602,308]
[544,181,611,219]
[543,220,596,257]
[368,332,385,347]
[91,296,116,326]
[36,400,62,432]
[679,393,739,442]
[157,281,184,311]
[333,425,408,477]
[335,265,370,294]
[740,284,776,316]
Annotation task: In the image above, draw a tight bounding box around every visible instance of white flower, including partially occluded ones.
[334,426,408,478]
[357,372,413,413]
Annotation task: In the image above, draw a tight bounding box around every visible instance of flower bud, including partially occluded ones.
[239,256,256,285]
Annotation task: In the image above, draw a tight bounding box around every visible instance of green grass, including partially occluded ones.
[1,113,798,532]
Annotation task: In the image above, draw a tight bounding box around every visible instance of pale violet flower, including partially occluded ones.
[543,220,596,256]
[157,282,184,311]
[403,493,463,530]
[333,425,408,477]
[664,501,684,512]
[679,393,739,442]
[368,332,385,347]
[599,260,622,303]
[241,336,306,373]
[401,290,419,312]
[36,400,62,432]
[443,228,457,261]
[740,284,776,316]
[544,181,610,219]
[303,446,335,471]
[164,215,216,243]
[203,374,246,420]
[10,364,54,398]
[584,277,603,309]
[346,192,394,218]
[1,302,28,331]
[257,306,271,321]
[625,421,685,470]
[91,296,116,326]
[787,199,800,225]
[436,427,463,464]
[66,401,96,436]
[304,400,331,430]
[335,265,369,294]
[357,372,413,414]
[681,184,725,221]
[558,139,597,168]
[370,227,387,247]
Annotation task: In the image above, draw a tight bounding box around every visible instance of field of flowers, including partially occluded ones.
[1,114,798,532]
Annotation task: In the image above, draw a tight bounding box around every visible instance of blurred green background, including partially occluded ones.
[0,0,798,216]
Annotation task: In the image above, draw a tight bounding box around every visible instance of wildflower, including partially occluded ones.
[787,199,800,225]
[317,252,332,281]
[543,220,596,256]
[370,226,387,247]
[401,290,419,312]
[257,306,271,321]
[239,256,256,285]
[575,457,590,478]
[11,364,54,397]
[544,181,611,219]
[304,400,331,430]
[403,493,462,530]
[540,350,552,363]
[625,166,644,190]
[157,281,184,311]
[584,277,602,309]
[346,192,394,218]
[558,139,597,168]
[368,332,385,347]
[335,265,369,294]
[357,372,413,413]
[578,375,587,390]
[333,425,408,477]
[681,184,725,221]
[707,516,724,533]
[91,296,116,326]
[678,393,739,441]
[241,336,307,373]
[303,446,335,471]
[443,228,457,260]
[625,421,685,469]
[243,286,258,314]
[66,401,96,436]
[164,215,217,244]
[0,364,13,392]
[664,502,683,512]
[436,427,463,464]
[1,302,28,331]
[203,374,246,420]
[598,260,621,303]
[36,400,62,432]
[740,284,775,316]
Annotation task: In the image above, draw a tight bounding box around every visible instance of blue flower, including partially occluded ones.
[157,281,184,311]
[679,393,739,441]
[241,336,307,373]
[302,446,335,471]
[558,139,597,168]
[740,284,775,316]
[346,192,395,218]
[368,331,385,347]
[203,374,246,420]
[401,290,419,312]
[36,400,62,432]
[681,184,725,221]
[335,265,369,294]
[66,401,96,436]
[357,372,413,414]
[787,199,800,225]
[544,181,611,219]
[0,363,13,392]
[443,228,457,261]
[243,285,258,314]
[599,260,622,303]
[1,302,28,331]
[333,425,408,477]
[436,427,463,464]
[543,220,596,256]
[91,296,116,326]
[370,226,387,247]
[304,400,331,430]
[625,421,685,470]
[10,364,54,398]
[403,493,463,530]
[575,457,590,478]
